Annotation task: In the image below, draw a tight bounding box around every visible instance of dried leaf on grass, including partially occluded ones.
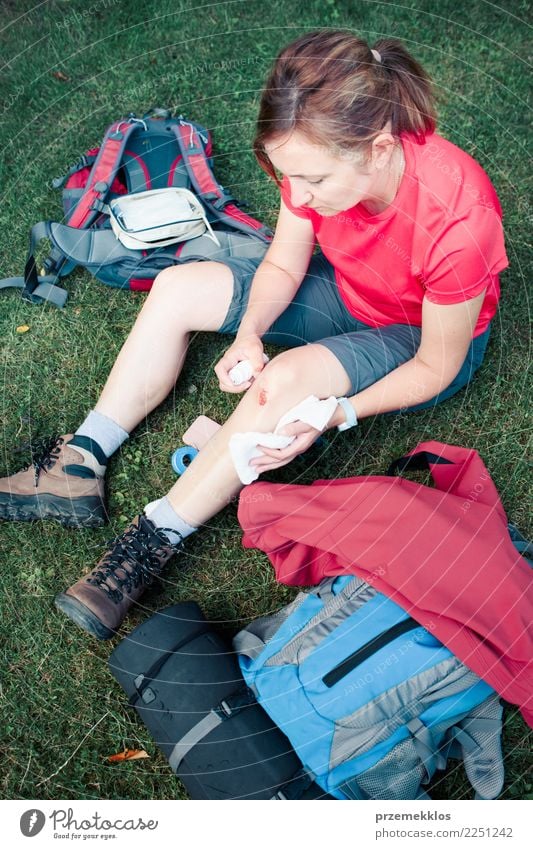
[52,70,70,81]
[106,748,149,763]
[16,325,30,334]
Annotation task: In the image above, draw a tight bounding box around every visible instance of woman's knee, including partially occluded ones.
[254,343,351,403]
[149,261,201,296]
[253,351,301,402]
[250,345,347,405]
[146,261,235,330]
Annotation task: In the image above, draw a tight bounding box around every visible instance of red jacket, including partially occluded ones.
[238,442,533,727]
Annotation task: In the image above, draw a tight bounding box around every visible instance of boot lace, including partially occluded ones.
[14,435,65,484]
[87,517,181,604]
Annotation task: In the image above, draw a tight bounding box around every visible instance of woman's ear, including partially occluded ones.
[371,132,396,170]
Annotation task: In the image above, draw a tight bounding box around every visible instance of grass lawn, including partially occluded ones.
[0,0,531,801]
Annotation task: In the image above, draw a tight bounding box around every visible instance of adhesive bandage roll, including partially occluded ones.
[171,446,199,475]
[229,354,269,386]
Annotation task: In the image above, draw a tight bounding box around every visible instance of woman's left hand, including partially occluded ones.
[249,420,323,474]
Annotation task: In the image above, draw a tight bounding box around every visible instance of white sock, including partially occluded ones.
[144,496,198,546]
[75,409,129,459]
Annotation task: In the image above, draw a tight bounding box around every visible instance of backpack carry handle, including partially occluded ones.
[142,107,172,120]
[387,450,453,477]
[385,441,505,511]
[389,444,533,565]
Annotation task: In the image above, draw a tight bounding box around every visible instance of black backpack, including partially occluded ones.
[109,601,331,800]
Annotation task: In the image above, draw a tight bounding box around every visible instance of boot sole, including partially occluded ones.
[54,592,115,640]
[0,493,107,528]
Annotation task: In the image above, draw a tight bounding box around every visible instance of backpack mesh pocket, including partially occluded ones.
[340,737,425,800]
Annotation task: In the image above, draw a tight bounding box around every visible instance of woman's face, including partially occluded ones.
[264,130,395,216]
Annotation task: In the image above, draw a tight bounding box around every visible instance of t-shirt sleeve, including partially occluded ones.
[423,204,509,304]
[279,175,312,220]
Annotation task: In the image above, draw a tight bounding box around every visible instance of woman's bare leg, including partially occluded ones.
[54,308,353,638]
[94,261,235,433]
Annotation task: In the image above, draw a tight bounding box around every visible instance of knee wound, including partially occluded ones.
[254,373,270,407]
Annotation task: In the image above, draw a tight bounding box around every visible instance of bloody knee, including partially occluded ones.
[250,352,301,408]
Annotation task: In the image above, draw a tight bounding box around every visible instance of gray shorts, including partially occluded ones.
[217,251,490,411]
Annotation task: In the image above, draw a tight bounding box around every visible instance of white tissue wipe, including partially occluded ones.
[229,394,338,485]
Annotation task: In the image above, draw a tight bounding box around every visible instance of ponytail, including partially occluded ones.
[372,37,436,140]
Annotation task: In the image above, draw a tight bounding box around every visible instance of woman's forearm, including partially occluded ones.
[237,260,302,339]
[330,355,458,426]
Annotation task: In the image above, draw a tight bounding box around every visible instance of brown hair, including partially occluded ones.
[254,30,437,184]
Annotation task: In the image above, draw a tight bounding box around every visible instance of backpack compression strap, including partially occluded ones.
[171,119,272,243]
[51,152,98,190]
[167,686,257,773]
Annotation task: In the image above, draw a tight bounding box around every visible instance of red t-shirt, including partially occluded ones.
[280,132,508,336]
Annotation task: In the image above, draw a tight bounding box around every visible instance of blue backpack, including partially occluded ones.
[234,573,506,800]
[0,108,271,307]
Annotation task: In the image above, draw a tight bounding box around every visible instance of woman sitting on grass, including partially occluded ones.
[0,30,508,639]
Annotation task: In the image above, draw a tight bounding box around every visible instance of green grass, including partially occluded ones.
[0,0,531,801]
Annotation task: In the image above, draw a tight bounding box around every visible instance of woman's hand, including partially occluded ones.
[214,334,266,393]
[249,420,323,474]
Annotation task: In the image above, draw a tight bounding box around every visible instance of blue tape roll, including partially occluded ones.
[171,446,199,475]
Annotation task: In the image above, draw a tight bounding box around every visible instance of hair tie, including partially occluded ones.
[371,48,382,63]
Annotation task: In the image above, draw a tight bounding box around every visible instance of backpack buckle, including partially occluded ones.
[271,790,288,800]
[140,687,156,704]
[90,199,107,213]
[213,687,256,721]
[218,699,233,718]
[132,673,157,705]
[204,192,235,211]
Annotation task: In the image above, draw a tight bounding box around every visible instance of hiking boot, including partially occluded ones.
[54,514,181,640]
[0,434,108,528]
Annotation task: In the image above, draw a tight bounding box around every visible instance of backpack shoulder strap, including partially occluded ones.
[386,448,454,477]
[170,118,272,243]
[66,118,140,229]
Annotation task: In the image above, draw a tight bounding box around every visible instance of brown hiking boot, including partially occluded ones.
[54,514,181,639]
[0,434,108,528]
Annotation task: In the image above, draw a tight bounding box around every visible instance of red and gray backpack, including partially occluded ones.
[0,109,272,307]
